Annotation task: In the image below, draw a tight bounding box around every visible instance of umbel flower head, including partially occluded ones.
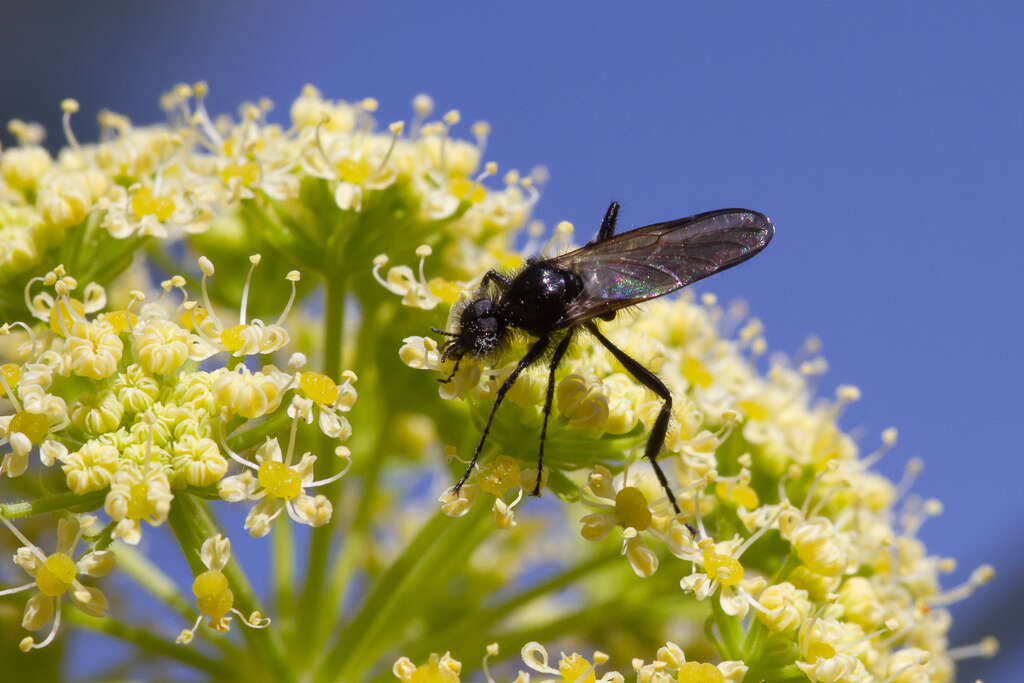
[0,85,997,681]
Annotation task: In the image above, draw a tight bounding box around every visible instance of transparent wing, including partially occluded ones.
[551,208,773,327]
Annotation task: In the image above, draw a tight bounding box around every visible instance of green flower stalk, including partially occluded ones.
[0,84,999,683]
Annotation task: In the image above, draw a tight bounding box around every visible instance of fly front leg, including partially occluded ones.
[534,330,574,496]
[454,335,550,494]
[586,322,680,514]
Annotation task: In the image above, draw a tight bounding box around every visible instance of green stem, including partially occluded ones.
[422,548,620,655]
[168,493,293,682]
[318,510,459,679]
[0,489,106,519]
[296,275,346,646]
[226,410,293,453]
[271,513,294,634]
[112,543,197,621]
[66,610,230,678]
[711,589,745,661]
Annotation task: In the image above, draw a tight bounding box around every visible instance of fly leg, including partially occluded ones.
[533,330,574,496]
[454,335,550,494]
[585,322,680,514]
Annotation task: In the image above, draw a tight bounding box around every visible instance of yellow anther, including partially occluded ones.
[479,455,520,496]
[1,363,20,395]
[192,569,233,619]
[219,160,260,186]
[49,298,85,336]
[219,324,248,352]
[559,654,596,683]
[98,310,138,334]
[737,399,768,421]
[130,186,175,221]
[299,371,339,405]
[677,662,724,683]
[10,411,50,445]
[36,553,76,597]
[180,305,208,331]
[615,486,653,531]
[258,460,302,500]
[702,548,744,587]
[682,356,713,388]
[336,157,371,184]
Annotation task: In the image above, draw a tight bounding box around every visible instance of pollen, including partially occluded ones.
[219,161,260,186]
[258,460,302,500]
[192,569,233,620]
[49,298,85,336]
[702,548,744,587]
[615,486,653,531]
[130,186,175,221]
[676,662,724,683]
[478,455,520,496]
[9,411,50,445]
[299,371,340,405]
[1,363,20,395]
[36,552,77,597]
[125,481,158,520]
[682,356,713,388]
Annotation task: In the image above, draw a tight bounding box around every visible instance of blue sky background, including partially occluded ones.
[2,1,1022,679]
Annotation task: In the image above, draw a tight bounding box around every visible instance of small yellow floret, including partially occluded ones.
[300,371,339,405]
[130,186,175,221]
[677,662,724,683]
[715,481,759,509]
[559,654,596,683]
[36,552,77,597]
[180,305,209,331]
[220,161,260,186]
[428,278,463,304]
[615,486,653,531]
[702,548,744,587]
[737,399,768,421]
[682,356,713,388]
[337,157,371,184]
[258,460,302,500]
[1,363,21,395]
[192,569,233,619]
[478,455,520,496]
[448,175,485,203]
[98,310,138,333]
[220,324,248,352]
[10,411,49,444]
[49,298,85,336]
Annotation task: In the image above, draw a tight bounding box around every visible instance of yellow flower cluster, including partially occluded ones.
[0,84,541,289]
[399,285,995,678]
[0,259,354,544]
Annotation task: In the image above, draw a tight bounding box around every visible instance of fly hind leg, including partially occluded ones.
[597,201,620,242]
[534,330,574,496]
[585,322,680,514]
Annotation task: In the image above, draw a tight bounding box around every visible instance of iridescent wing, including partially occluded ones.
[551,208,773,327]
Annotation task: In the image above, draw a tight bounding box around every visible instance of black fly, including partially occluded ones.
[433,202,773,513]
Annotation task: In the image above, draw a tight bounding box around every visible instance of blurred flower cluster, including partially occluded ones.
[0,85,995,681]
